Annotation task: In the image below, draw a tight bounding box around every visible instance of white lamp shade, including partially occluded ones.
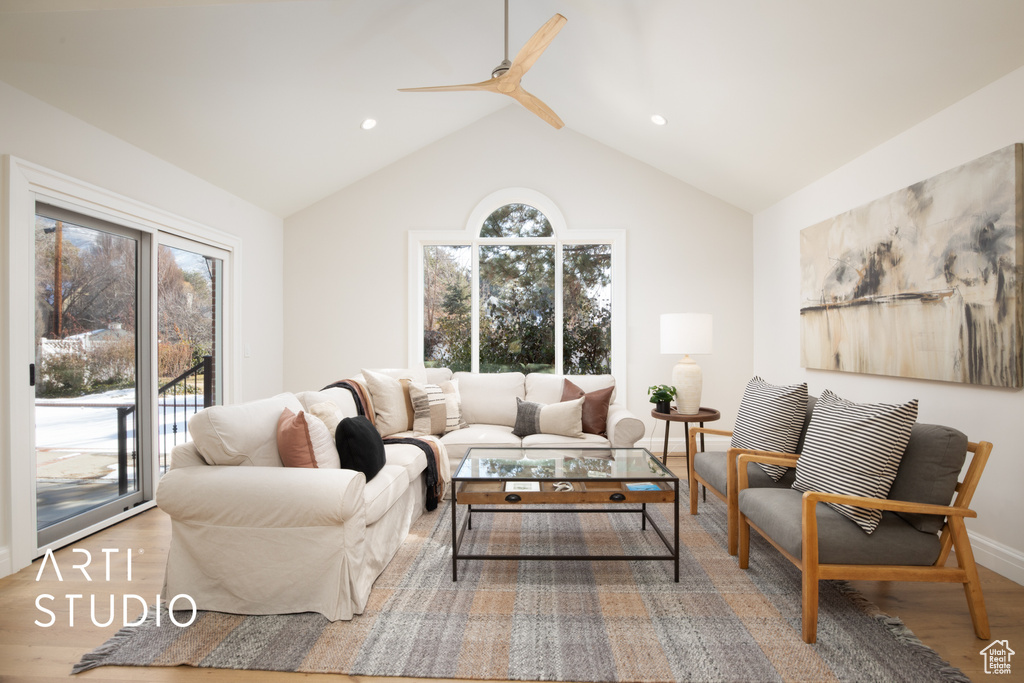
[660,313,713,355]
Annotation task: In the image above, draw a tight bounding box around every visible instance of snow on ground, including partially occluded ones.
[36,388,195,452]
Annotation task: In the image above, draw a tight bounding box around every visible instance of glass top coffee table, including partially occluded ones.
[451,447,679,581]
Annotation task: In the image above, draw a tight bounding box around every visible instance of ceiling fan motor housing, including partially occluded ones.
[491,59,512,79]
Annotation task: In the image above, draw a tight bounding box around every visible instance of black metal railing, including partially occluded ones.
[35,356,215,507]
[154,354,214,472]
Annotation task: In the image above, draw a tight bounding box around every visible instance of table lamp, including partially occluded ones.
[660,313,712,415]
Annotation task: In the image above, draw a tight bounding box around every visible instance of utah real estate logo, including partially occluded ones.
[980,640,1014,676]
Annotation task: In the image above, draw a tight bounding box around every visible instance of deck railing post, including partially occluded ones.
[202,355,213,408]
[116,406,129,496]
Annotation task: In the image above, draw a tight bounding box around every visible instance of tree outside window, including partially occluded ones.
[423,202,612,375]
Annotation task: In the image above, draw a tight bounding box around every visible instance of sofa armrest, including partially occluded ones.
[168,441,206,469]
[156,465,366,528]
[606,403,645,447]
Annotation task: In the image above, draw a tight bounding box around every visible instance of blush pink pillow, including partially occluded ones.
[277,408,318,468]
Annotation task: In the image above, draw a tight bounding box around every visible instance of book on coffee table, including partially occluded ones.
[505,481,540,492]
[625,482,661,491]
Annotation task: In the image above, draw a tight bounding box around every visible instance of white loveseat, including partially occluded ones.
[157,388,434,621]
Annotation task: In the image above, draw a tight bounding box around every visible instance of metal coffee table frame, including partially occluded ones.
[451,447,679,582]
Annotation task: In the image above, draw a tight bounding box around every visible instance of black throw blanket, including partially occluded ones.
[382,437,440,511]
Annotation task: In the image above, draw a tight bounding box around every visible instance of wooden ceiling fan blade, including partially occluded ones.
[398,79,499,93]
[511,13,566,76]
[510,87,564,129]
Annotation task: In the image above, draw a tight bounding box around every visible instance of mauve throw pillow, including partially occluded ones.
[276,408,318,468]
[335,415,386,480]
[560,378,613,435]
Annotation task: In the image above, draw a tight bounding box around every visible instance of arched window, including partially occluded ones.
[411,189,624,382]
[480,203,553,237]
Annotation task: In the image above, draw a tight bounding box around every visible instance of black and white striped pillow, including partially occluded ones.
[792,390,918,534]
[731,377,808,481]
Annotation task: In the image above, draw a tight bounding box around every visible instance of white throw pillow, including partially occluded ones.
[360,367,428,384]
[295,387,359,418]
[361,368,412,437]
[453,371,525,426]
[308,401,343,435]
[305,412,341,469]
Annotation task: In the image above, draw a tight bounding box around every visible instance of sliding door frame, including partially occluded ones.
[33,203,154,547]
[2,156,242,575]
[157,231,231,410]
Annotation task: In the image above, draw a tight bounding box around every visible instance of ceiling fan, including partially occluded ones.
[398,1,567,129]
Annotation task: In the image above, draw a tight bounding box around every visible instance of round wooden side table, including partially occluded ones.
[650,406,722,469]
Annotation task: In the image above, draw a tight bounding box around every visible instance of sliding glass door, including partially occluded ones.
[156,235,225,471]
[34,204,152,547]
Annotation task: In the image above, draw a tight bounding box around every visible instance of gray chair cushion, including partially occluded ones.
[692,396,814,496]
[694,451,796,496]
[738,488,941,566]
[888,422,968,533]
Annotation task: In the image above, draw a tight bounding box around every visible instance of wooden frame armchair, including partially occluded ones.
[735,439,992,644]
[688,426,801,555]
[687,396,817,556]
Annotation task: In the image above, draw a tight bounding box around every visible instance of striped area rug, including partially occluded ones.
[74,496,968,681]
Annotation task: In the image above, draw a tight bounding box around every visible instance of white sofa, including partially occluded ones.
[157,389,433,621]
[156,369,643,621]
[364,368,645,475]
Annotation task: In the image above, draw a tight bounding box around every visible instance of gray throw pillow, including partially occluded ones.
[887,423,968,533]
[512,397,584,438]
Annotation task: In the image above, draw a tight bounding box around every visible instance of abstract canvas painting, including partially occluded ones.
[800,144,1023,387]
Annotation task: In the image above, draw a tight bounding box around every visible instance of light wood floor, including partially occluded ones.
[1,458,1021,682]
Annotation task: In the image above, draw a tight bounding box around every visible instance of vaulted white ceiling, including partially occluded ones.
[2,0,1023,218]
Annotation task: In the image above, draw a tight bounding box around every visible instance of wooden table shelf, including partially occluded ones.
[456,479,674,505]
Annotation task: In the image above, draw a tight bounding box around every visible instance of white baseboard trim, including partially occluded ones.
[648,434,731,458]
[967,531,1024,586]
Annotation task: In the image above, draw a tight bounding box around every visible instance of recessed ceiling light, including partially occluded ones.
[650,114,667,126]
[360,118,377,130]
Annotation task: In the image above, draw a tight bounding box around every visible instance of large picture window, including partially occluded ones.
[414,190,623,381]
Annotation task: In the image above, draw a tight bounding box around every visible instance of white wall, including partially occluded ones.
[0,81,285,575]
[0,80,285,400]
[284,105,753,448]
[753,65,1024,584]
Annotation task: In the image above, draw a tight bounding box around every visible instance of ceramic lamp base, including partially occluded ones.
[672,355,702,415]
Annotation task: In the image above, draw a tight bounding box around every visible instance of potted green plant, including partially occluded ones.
[648,384,676,414]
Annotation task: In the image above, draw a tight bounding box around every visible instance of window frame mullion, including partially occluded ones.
[470,241,480,373]
[554,241,563,375]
